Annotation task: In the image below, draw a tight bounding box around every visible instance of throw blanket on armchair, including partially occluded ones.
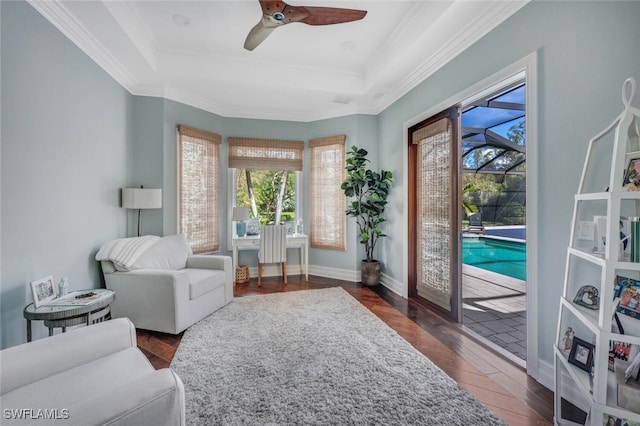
[95,235,160,271]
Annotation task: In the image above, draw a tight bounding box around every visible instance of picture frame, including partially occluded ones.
[615,275,640,320]
[30,275,57,308]
[285,221,294,235]
[568,336,595,372]
[622,156,640,191]
[246,218,260,236]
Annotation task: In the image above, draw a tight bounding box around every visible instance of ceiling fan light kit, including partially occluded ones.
[244,0,367,51]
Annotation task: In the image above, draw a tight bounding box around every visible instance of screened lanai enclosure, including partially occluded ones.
[461,82,526,229]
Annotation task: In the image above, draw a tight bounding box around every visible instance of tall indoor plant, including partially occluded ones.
[341,146,393,286]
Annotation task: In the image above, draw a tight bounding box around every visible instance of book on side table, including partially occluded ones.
[44,291,107,306]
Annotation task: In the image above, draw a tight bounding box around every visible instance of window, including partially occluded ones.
[177,125,221,253]
[228,137,303,226]
[309,135,346,250]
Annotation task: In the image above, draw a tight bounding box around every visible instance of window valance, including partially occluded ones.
[228,137,304,171]
[177,125,221,145]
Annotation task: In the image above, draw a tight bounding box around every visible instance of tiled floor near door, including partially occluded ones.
[462,264,528,362]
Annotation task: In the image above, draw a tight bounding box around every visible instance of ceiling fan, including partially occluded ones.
[244,0,367,51]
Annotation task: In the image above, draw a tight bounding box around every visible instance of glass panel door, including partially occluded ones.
[409,106,461,319]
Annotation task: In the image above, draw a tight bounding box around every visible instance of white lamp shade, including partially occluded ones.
[121,188,162,209]
[232,206,250,221]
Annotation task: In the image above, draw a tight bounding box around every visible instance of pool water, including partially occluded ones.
[462,237,526,281]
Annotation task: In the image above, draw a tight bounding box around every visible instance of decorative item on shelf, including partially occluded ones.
[595,215,608,253]
[613,298,626,334]
[632,217,640,262]
[285,221,294,235]
[620,218,631,260]
[622,157,640,191]
[573,285,600,310]
[568,336,595,373]
[296,219,303,235]
[235,265,250,284]
[29,275,57,308]
[246,218,260,235]
[616,358,640,414]
[562,326,575,352]
[594,216,631,257]
[616,275,640,320]
[121,185,162,237]
[609,350,616,371]
[58,276,69,297]
[613,340,633,361]
[604,414,637,425]
[232,207,250,237]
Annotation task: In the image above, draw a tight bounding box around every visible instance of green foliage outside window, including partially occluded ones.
[235,169,296,225]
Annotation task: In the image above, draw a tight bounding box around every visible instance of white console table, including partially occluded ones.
[231,233,309,282]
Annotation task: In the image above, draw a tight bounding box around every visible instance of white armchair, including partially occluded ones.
[0,318,185,426]
[96,234,233,334]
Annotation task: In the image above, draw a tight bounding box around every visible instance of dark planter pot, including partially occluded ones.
[361,260,381,286]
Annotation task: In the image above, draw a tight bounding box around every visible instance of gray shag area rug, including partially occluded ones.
[170,287,506,425]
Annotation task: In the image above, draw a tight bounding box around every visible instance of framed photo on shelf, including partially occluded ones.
[29,275,57,308]
[615,275,640,320]
[623,156,640,191]
[568,336,595,372]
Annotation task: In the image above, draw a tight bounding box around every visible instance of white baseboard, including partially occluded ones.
[380,272,404,297]
[537,358,555,391]
[243,263,401,288]
[308,265,360,282]
[245,263,360,282]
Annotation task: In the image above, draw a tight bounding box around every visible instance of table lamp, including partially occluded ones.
[232,207,250,237]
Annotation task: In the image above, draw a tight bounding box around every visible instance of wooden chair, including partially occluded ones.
[258,225,287,286]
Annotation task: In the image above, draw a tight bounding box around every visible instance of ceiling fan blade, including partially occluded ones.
[245,0,367,50]
[244,18,277,51]
[300,7,367,26]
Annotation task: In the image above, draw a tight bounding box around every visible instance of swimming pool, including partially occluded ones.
[462,237,526,281]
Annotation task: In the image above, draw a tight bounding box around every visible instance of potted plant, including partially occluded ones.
[341,146,393,286]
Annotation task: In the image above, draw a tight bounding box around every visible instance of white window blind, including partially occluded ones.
[177,125,221,254]
[309,135,346,250]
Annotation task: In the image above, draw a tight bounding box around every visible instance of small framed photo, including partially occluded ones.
[568,336,595,372]
[622,157,640,191]
[30,275,57,308]
[246,218,260,235]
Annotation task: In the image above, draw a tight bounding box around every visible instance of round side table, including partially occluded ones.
[23,289,115,342]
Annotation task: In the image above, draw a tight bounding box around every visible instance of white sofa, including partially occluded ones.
[96,234,233,334]
[0,318,185,426]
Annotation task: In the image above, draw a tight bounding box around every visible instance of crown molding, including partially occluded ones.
[372,1,529,113]
[25,0,529,123]
[26,0,139,91]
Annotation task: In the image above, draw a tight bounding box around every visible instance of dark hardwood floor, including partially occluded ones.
[136,275,553,425]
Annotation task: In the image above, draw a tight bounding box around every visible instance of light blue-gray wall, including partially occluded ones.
[1,1,132,347]
[377,0,640,366]
[129,96,165,237]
